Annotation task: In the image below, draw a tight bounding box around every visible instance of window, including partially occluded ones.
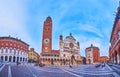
[5,56,8,61]
[10,49,12,53]
[18,50,19,55]
[63,54,66,57]
[14,49,16,54]
[1,48,3,53]
[5,48,8,53]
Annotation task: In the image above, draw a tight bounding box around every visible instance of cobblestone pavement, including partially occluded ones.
[0,63,119,77]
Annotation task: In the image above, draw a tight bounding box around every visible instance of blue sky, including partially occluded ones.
[0,0,119,57]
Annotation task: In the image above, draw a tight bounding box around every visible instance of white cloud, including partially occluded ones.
[78,24,104,38]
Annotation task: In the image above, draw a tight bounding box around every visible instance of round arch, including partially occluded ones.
[13,56,16,62]
[9,56,12,62]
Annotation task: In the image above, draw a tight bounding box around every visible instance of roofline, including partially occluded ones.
[86,46,99,50]
[0,36,29,46]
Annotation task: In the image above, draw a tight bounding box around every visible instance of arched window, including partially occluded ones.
[13,56,16,62]
[10,48,12,53]
[21,51,22,55]
[14,49,16,55]
[5,56,8,61]
[1,48,4,53]
[20,57,22,62]
[1,56,3,62]
[18,50,19,55]
[17,57,19,62]
[9,56,12,62]
[23,58,25,62]
[5,48,8,53]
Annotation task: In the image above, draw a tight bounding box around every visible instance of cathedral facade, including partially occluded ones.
[40,16,82,65]
[59,33,82,65]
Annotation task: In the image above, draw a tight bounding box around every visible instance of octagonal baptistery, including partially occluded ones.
[0,36,29,63]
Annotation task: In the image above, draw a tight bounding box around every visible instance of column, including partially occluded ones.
[18,57,20,62]
[11,56,12,62]
[15,56,17,62]
[7,56,9,62]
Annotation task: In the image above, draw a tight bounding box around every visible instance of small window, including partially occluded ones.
[10,49,12,53]
[14,49,16,54]
[1,48,3,53]
[63,54,66,57]
[5,48,8,53]
[18,50,19,55]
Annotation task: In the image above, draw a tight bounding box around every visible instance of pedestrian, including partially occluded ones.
[69,64,72,68]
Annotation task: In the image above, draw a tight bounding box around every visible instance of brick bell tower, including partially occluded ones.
[42,16,52,53]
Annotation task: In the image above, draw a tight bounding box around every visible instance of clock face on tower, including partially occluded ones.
[44,38,50,43]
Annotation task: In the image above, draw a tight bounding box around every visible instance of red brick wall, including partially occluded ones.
[42,17,52,53]
[100,56,108,63]
[0,37,29,52]
[93,47,100,63]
